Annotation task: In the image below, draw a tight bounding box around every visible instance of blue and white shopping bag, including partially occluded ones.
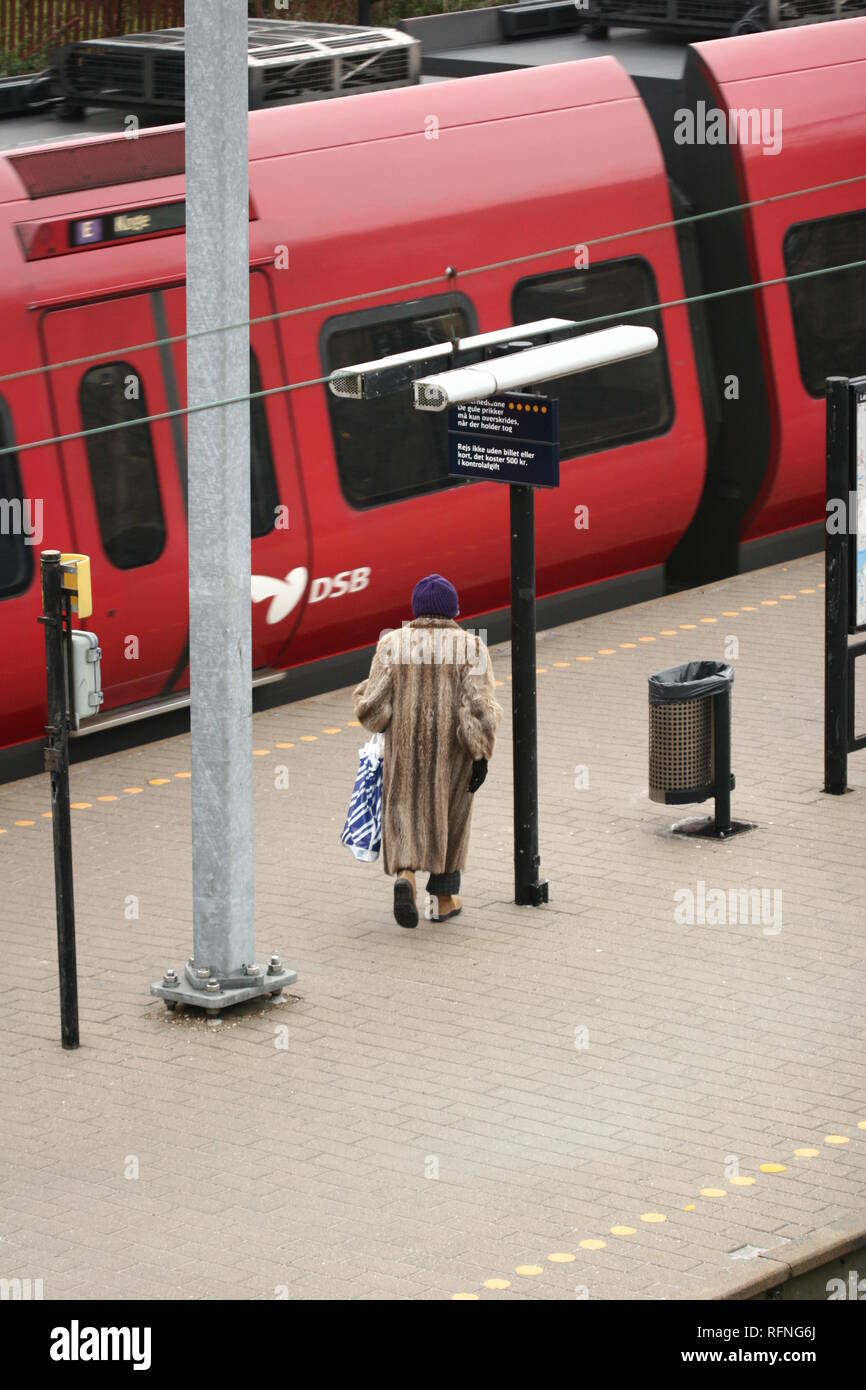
[341,733,384,862]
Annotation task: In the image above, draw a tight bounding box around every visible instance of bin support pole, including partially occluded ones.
[510,482,548,906]
[824,376,850,795]
[40,550,79,1050]
[712,688,732,835]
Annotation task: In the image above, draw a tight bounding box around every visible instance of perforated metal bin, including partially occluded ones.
[648,662,733,806]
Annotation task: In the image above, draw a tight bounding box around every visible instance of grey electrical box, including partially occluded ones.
[68,630,103,730]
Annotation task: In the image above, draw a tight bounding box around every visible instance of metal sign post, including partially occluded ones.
[824,373,866,795]
[447,384,558,905]
[39,550,79,1050]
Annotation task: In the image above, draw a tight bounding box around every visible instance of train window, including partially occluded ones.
[0,401,33,599]
[321,295,476,508]
[784,210,866,397]
[79,363,165,569]
[250,349,279,537]
[512,259,673,458]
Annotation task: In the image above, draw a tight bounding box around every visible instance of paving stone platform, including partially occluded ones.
[1,552,865,1301]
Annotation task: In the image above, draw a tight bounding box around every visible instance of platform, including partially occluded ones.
[1,551,865,1301]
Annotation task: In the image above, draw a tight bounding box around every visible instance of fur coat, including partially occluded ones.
[353,617,502,876]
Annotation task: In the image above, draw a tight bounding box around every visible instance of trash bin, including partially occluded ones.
[648,661,735,834]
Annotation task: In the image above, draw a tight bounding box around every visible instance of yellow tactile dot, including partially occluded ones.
[794,1148,820,1158]
[722,611,739,617]
[610,1226,636,1236]
[70,802,91,810]
[619,642,637,649]
[275,742,294,749]
[759,1163,787,1174]
[252,749,269,757]
[515,1265,544,1277]
[684,1204,696,1212]
[507,674,512,680]
[858,1121,866,1130]
[148,778,170,786]
[0,828,6,835]
[818,583,825,588]
[799,588,816,595]
[323,727,341,734]
[578,1239,606,1250]
[553,661,571,668]
[347,719,361,727]
[576,656,593,662]
[124,787,143,795]
[536,667,547,674]
[299,735,317,742]
[598,648,616,656]
[825,1135,849,1145]
[700,1188,726,1199]
[761,599,778,606]
[15,820,35,827]
[779,594,796,600]
[97,795,118,802]
[548,1252,576,1263]
[452,1292,479,1300]
[729,1176,756,1186]
[741,605,757,611]
[494,679,504,686]
[639,636,655,643]
[483,1278,511,1290]
[660,629,677,636]
[41,812,52,819]
[679,623,696,630]
[640,1213,666,1224]
[699,618,717,624]
[175,772,191,779]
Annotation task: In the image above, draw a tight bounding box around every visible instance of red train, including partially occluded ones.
[1,18,864,772]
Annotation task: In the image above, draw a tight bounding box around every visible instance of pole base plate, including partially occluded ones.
[671,816,756,840]
[150,962,297,1015]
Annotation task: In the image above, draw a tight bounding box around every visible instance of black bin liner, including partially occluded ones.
[648,660,733,707]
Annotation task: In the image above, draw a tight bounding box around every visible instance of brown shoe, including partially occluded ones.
[433,894,462,922]
[393,871,419,929]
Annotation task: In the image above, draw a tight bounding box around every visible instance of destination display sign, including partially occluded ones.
[447,393,559,488]
[69,200,186,249]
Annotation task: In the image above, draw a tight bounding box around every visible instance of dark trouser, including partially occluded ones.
[426,870,460,896]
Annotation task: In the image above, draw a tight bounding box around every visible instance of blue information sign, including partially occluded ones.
[447,393,559,488]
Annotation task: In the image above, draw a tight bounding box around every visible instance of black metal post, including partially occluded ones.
[712,688,732,835]
[39,551,79,1049]
[357,0,372,23]
[824,377,850,795]
[509,483,548,906]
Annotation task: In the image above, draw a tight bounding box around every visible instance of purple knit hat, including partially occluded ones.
[411,573,459,619]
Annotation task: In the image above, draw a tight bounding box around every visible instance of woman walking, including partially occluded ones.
[353,574,502,928]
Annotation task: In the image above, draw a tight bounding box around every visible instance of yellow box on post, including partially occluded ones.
[59,554,92,620]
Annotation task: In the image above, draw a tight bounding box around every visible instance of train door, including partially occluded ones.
[41,293,190,710]
[157,269,312,672]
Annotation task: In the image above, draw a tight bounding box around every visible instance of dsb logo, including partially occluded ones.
[308,567,371,603]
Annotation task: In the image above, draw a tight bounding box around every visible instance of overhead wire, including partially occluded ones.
[2,255,865,460]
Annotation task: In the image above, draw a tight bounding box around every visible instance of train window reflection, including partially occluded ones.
[79,363,166,570]
[250,349,280,537]
[0,400,33,599]
[512,258,673,458]
[784,210,866,397]
[322,296,475,509]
